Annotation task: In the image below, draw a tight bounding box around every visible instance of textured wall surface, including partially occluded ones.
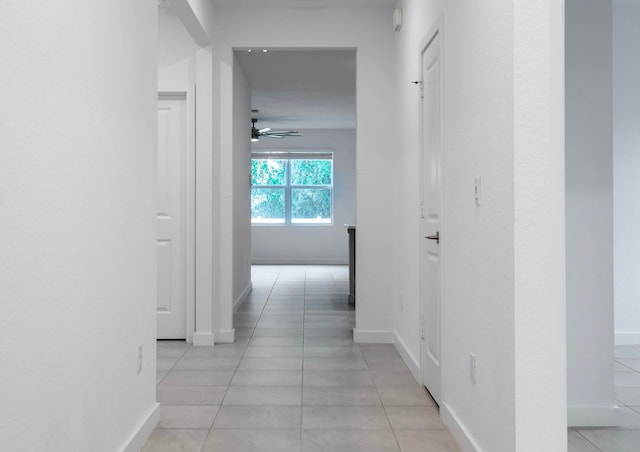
[0,1,158,450]
[393,0,567,450]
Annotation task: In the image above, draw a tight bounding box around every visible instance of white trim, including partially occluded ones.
[252,150,333,159]
[440,401,481,452]
[214,329,236,344]
[393,333,421,382]
[568,405,621,428]
[615,332,640,345]
[158,85,190,96]
[233,282,253,313]
[352,329,394,343]
[119,403,160,452]
[185,86,196,345]
[251,258,348,265]
[192,332,215,346]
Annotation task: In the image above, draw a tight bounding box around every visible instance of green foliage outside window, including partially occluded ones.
[251,159,286,185]
[291,188,331,220]
[251,156,333,224]
[251,188,286,222]
[291,159,332,185]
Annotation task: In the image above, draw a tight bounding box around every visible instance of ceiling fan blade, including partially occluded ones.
[259,127,271,133]
[264,130,300,135]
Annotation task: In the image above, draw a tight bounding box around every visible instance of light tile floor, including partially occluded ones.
[569,345,640,452]
[143,265,461,452]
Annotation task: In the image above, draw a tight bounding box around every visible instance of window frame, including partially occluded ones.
[251,151,334,226]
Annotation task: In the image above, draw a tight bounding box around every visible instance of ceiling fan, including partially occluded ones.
[251,118,302,142]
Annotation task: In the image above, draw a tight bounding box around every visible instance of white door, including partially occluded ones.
[420,31,443,405]
[157,94,187,339]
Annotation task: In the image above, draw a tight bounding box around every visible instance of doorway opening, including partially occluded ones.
[232,48,357,313]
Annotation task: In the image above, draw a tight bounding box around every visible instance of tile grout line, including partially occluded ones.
[156,342,190,386]
[203,268,280,446]
[152,266,372,451]
[575,430,604,452]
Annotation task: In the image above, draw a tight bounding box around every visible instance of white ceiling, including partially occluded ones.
[212,0,394,8]
[235,49,356,130]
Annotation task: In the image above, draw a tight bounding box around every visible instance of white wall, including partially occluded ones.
[393,0,566,450]
[211,6,396,343]
[614,3,640,345]
[513,1,567,448]
[251,129,356,265]
[210,54,251,343]
[566,0,617,427]
[158,8,215,345]
[210,53,253,342]
[232,56,253,310]
[394,2,515,450]
[158,8,199,86]
[0,1,158,451]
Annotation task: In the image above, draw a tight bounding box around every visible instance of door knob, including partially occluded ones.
[425,231,439,244]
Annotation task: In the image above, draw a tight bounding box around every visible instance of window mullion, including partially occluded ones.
[285,159,292,225]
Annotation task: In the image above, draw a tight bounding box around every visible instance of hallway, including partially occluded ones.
[143,265,460,451]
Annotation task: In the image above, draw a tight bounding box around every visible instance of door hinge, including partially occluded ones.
[420,322,425,340]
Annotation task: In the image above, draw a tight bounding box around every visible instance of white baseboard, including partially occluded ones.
[393,333,421,383]
[214,329,235,344]
[252,258,348,265]
[352,329,394,343]
[615,332,640,346]
[568,404,621,427]
[120,403,160,452]
[233,282,253,313]
[192,332,215,346]
[440,401,481,452]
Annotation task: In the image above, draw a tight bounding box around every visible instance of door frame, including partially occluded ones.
[418,16,446,405]
[158,86,196,342]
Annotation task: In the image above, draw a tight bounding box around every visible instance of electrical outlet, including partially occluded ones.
[137,345,143,375]
[470,353,476,384]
